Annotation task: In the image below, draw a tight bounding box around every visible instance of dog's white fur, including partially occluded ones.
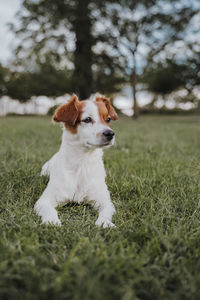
[34,96,117,228]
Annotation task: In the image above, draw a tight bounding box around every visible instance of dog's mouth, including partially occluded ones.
[86,141,111,148]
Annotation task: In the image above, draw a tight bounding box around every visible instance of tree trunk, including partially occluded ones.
[132,69,139,119]
[72,0,93,99]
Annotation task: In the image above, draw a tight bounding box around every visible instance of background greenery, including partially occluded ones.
[0,0,200,117]
[0,115,200,300]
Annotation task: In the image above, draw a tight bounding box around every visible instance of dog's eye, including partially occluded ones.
[106,117,111,123]
[82,117,93,123]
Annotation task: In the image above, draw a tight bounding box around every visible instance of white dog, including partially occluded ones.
[34,94,118,228]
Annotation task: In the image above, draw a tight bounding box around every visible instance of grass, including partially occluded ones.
[0,114,200,300]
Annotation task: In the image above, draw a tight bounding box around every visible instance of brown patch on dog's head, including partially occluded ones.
[95,96,118,123]
[95,101,110,125]
[53,94,85,133]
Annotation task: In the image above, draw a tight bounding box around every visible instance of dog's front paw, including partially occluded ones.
[95,217,115,228]
[42,217,61,226]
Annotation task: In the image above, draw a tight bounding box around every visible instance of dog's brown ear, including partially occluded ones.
[53,94,79,126]
[96,96,118,120]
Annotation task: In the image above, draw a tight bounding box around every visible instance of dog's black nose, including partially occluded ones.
[103,129,115,141]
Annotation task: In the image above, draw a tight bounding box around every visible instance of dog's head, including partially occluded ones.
[53,94,118,148]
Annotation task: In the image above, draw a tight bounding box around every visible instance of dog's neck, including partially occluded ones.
[59,129,103,163]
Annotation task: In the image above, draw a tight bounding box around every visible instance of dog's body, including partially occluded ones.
[34,94,118,228]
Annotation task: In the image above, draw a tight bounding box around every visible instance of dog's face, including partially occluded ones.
[53,94,118,148]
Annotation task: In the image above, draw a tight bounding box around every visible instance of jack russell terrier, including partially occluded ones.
[34,94,118,228]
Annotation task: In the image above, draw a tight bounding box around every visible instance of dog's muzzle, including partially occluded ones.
[102,129,115,141]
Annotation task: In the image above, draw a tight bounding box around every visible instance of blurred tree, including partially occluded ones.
[93,51,125,95]
[72,0,93,98]
[8,0,200,107]
[5,61,71,102]
[0,64,8,96]
[10,0,124,100]
[141,60,185,106]
[177,45,200,95]
[142,57,200,108]
[107,0,199,118]
[6,72,32,102]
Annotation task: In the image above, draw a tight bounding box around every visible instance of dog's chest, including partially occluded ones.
[68,154,104,202]
[72,159,94,202]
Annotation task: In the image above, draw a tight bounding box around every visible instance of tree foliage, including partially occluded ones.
[106,0,200,116]
[2,0,200,109]
[2,61,71,102]
[9,0,125,100]
[0,64,8,97]
[142,61,184,95]
[142,53,200,107]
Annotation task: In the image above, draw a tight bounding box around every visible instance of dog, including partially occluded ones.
[34,94,118,228]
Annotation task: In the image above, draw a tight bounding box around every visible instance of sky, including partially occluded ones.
[0,0,21,64]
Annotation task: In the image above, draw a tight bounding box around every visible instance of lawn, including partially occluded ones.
[0,114,200,300]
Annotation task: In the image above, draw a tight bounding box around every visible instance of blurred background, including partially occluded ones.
[0,0,200,118]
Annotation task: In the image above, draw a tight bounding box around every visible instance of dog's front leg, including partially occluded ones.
[34,185,61,226]
[89,186,116,228]
[95,201,116,228]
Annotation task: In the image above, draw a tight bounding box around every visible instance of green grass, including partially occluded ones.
[0,115,200,300]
